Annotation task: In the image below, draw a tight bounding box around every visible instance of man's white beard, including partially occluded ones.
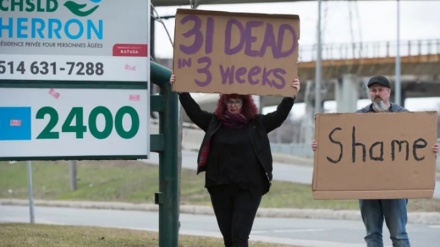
[372,98,389,112]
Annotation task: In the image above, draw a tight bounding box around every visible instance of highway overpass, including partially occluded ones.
[155,39,440,119]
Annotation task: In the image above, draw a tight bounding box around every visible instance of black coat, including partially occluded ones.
[178,92,295,189]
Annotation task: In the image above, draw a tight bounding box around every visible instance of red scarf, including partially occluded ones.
[222,111,247,128]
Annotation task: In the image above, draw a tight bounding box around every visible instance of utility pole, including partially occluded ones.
[315,0,322,114]
[395,0,402,105]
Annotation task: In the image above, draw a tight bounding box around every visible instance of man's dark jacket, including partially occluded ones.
[356,103,408,113]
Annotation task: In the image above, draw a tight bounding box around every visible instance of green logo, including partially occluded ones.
[64,0,102,17]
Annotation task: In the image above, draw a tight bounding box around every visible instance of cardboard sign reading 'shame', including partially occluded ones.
[312,112,438,200]
[172,9,300,97]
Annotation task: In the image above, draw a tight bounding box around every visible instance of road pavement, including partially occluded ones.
[3,149,438,226]
[177,125,440,197]
[146,149,440,199]
[2,132,440,246]
[2,205,440,247]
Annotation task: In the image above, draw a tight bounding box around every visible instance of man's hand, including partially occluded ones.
[312,140,318,152]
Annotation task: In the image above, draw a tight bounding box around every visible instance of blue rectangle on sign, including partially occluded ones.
[0,107,32,141]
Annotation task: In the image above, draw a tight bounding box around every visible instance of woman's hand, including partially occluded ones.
[170,74,176,85]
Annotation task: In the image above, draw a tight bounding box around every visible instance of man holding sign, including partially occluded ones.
[312,75,439,247]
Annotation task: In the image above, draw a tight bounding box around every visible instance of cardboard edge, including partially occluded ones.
[312,113,319,190]
[176,8,300,20]
[170,88,296,98]
[312,190,434,200]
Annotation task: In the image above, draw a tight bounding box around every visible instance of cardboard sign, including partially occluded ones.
[172,9,300,97]
[313,112,437,200]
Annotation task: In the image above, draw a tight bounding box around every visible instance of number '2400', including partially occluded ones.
[36,106,139,139]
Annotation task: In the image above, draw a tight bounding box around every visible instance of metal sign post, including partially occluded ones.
[26,161,35,224]
[147,16,181,247]
[150,61,179,247]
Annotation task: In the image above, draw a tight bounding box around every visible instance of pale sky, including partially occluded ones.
[152,0,440,115]
[152,0,440,59]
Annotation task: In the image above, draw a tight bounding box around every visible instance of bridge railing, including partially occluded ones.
[299,39,440,62]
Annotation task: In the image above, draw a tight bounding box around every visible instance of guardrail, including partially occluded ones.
[299,39,440,62]
[270,142,313,159]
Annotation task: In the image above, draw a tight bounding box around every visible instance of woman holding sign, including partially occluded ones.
[170,74,300,247]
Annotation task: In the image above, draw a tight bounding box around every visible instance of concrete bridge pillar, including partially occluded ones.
[335,74,359,113]
[301,80,317,144]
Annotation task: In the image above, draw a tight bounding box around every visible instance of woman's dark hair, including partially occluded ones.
[214,94,258,120]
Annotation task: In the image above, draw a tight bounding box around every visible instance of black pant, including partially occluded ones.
[208,184,262,247]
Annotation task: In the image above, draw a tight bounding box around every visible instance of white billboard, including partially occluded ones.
[0,0,151,159]
[0,0,149,82]
[0,88,149,159]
